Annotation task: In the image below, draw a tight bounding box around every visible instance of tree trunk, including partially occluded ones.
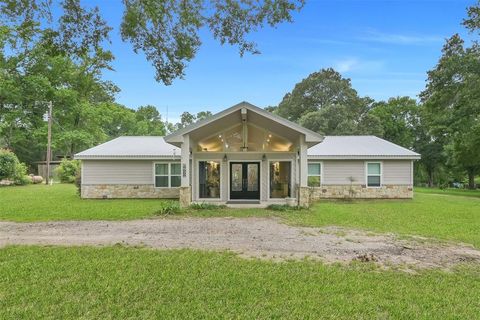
[468,169,476,189]
[428,169,434,188]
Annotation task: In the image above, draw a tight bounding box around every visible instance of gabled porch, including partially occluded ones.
[164,102,323,207]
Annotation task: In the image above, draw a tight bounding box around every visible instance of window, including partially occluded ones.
[199,161,221,198]
[170,163,181,187]
[154,163,181,188]
[270,161,291,198]
[308,163,322,187]
[366,162,382,187]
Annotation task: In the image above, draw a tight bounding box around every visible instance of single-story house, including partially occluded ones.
[75,102,420,207]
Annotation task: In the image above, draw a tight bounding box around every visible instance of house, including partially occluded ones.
[75,102,420,207]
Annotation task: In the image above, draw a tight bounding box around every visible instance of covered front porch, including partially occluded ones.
[164,102,323,207]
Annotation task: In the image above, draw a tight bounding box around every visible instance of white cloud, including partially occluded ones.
[334,58,385,74]
[335,58,358,72]
[359,30,443,45]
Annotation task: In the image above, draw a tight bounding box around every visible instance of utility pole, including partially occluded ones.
[166,105,169,133]
[46,101,52,185]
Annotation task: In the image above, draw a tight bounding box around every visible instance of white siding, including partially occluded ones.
[317,159,413,186]
[383,160,412,185]
[322,160,365,185]
[82,160,178,185]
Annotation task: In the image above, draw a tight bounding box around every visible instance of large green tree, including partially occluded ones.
[370,97,420,149]
[2,0,305,85]
[421,34,480,188]
[133,105,167,136]
[277,68,383,136]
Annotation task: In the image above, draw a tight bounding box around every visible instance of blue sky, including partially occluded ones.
[92,0,475,123]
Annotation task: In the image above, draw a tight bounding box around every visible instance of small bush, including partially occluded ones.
[12,162,30,185]
[0,149,30,185]
[56,159,81,183]
[266,204,306,211]
[75,168,82,195]
[190,202,227,210]
[0,149,18,180]
[154,202,181,215]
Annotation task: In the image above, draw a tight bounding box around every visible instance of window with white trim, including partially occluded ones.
[155,163,181,188]
[366,162,382,187]
[308,162,322,187]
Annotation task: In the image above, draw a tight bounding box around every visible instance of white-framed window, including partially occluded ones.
[308,162,322,187]
[366,162,382,187]
[154,163,181,188]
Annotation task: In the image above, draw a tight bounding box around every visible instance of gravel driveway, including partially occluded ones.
[1,217,479,269]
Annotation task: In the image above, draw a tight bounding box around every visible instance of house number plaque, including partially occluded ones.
[182,163,187,177]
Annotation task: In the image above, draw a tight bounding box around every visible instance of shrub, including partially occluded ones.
[12,162,30,185]
[0,149,18,180]
[56,159,81,183]
[0,149,30,185]
[154,202,181,215]
[190,202,227,210]
[266,204,306,211]
[75,168,82,195]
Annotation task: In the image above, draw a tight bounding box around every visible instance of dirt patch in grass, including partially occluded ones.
[1,217,479,270]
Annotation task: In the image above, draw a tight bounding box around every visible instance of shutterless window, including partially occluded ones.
[170,163,181,187]
[367,162,381,187]
[308,163,322,187]
[155,163,181,188]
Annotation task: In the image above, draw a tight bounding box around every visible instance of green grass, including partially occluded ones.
[415,186,480,198]
[1,184,480,247]
[1,246,479,319]
[290,192,480,247]
[0,184,172,221]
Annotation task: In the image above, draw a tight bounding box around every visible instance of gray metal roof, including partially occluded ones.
[75,135,420,160]
[75,136,180,160]
[307,136,420,159]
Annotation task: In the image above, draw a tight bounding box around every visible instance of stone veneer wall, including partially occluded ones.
[81,184,180,199]
[310,185,413,200]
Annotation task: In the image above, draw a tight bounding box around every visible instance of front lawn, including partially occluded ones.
[292,190,480,247]
[0,184,170,221]
[1,184,479,247]
[1,246,479,319]
[415,186,480,198]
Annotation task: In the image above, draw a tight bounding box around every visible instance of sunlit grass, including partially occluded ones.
[1,246,479,319]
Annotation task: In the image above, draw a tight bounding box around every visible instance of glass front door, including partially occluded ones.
[230,162,260,199]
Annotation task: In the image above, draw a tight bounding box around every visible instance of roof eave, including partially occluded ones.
[307,155,421,160]
[164,101,324,144]
[74,155,181,160]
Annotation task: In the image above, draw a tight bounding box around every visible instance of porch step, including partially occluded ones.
[226,200,261,205]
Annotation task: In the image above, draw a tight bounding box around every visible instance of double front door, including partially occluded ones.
[230,162,260,199]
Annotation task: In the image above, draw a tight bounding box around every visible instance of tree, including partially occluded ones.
[298,104,383,136]
[196,111,212,121]
[134,105,166,136]
[463,1,480,33]
[421,34,480,188]
[176,111,196,130]
[276,68,364,122]
[174,110,213,130]
[2,0,306,85]
[370,97,420,149]
[120,0,305,84]
[277,68,383,136]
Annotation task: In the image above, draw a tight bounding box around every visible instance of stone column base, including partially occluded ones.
[179,186,192,208]
[298,186,311,208]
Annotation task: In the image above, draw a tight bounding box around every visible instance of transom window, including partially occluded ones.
[366,162,382,187]
[308,162,322,187]
[154,163,181,188]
